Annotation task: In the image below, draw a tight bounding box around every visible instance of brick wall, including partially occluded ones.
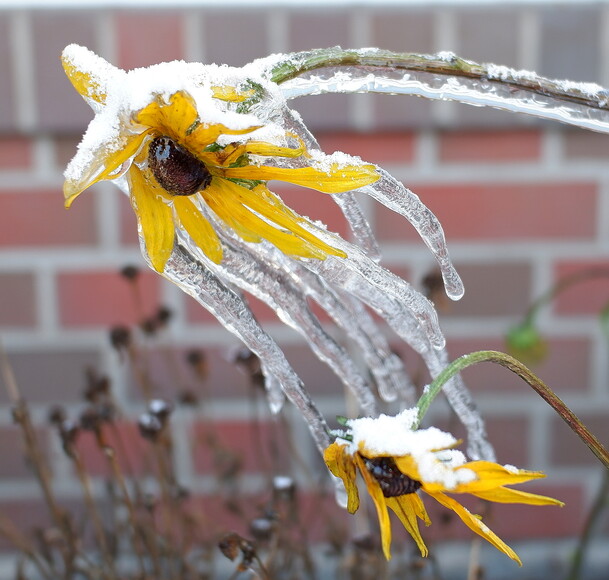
[1,1,608,573]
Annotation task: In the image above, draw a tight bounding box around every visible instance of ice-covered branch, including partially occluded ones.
[262,48,609,133]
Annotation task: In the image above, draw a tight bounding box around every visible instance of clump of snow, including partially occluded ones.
[503,464,520,474]
[346,409,476,489]
[62,44,292,185]
[309,148,366,173]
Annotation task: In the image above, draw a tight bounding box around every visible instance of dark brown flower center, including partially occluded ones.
[365,457,422,498]
[148,136,212,196]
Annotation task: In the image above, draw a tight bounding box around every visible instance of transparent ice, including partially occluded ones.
[66,46,609,463]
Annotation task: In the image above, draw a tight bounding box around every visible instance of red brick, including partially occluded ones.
[375,182,597,242]
[0,272,37,327]
[439,130,542,163]
[0,425,52,479]
[446,336,592,396]
[316,132,415,166]
[563,129,609,160]
[552,260,609,316]
[115,11,184,70]
[122,345,257,403]
[0,136,33,170]
[550,413,609,467]
[191,420,285,476]
[57,270,160,327]
[436,415,530,468]
[288,10,349,53]
[0,349,101,404]
[75,421,151,478]
[0,189,97,247]
[442,262,531,317]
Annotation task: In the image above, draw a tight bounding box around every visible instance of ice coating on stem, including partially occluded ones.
[163,242,331,453]
[278,64,609,134]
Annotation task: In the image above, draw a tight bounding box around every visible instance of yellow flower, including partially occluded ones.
[324,414,563,565]
[61,46,380,273]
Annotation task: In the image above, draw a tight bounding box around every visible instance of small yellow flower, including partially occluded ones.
[61,45,379,273]
[324,412,563,564]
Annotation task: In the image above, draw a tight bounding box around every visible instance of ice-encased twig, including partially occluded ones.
[162,242,331,454]
[263,48,609,134]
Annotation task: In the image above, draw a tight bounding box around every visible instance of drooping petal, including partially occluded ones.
[64,129,154,207]
[204,179,346,259]
[426,491,522,566]
[61,44,124,110]
[450,462,549,494]
[470,486,564,507]
[354,453,393,560]
[173,195,223,264]
[386,495,429,557]
[222,162,379,193]
[323,443,359,514]
[129,166,175,272]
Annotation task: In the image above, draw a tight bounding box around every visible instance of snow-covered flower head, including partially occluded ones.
[61,44,379,273]
[325,409,563,564]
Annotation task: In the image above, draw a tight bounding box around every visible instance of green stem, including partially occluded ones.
[522,266,609,326]
[415,350,609,470]
[269,48,609,113]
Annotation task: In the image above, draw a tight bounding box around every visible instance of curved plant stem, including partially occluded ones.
[521,266,609,326]
[415,350,609,470]
[269,48,609,113]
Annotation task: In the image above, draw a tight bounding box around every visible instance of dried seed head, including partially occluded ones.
[148,136,212,196]
[79,407,103,432]
[148,398,174,422]
[249,517,274,541]
[119,265,139,281]
[177,389,199,407]
[109,326,131,351]
[138,412,163,441]
[48,406,66,425]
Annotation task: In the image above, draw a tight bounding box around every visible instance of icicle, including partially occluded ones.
[360,169,464,301]
[162,242,331,454]
[278,107,382,261]
[276,55,609,134]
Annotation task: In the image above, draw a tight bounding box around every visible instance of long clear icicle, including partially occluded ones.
[162,242,331,454]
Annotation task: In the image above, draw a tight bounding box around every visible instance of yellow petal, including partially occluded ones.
[427,491,522,566]
[222,162,380,193]
[204,180,346,259]
[451,462,548,494]
[136,91,199,139]
[61,44,121,107]
[64,129,154,207]
[218,140,306,167]
[354,453,393,560]
[129,166,175,273]
[386,495,429,557]
[173,196,223,264]
[323,443,360,514]
[470,486,564,507]
[211,85,255,103]
[392,455,423,483]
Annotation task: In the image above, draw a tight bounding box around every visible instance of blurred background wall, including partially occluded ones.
[0,0,608,575]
